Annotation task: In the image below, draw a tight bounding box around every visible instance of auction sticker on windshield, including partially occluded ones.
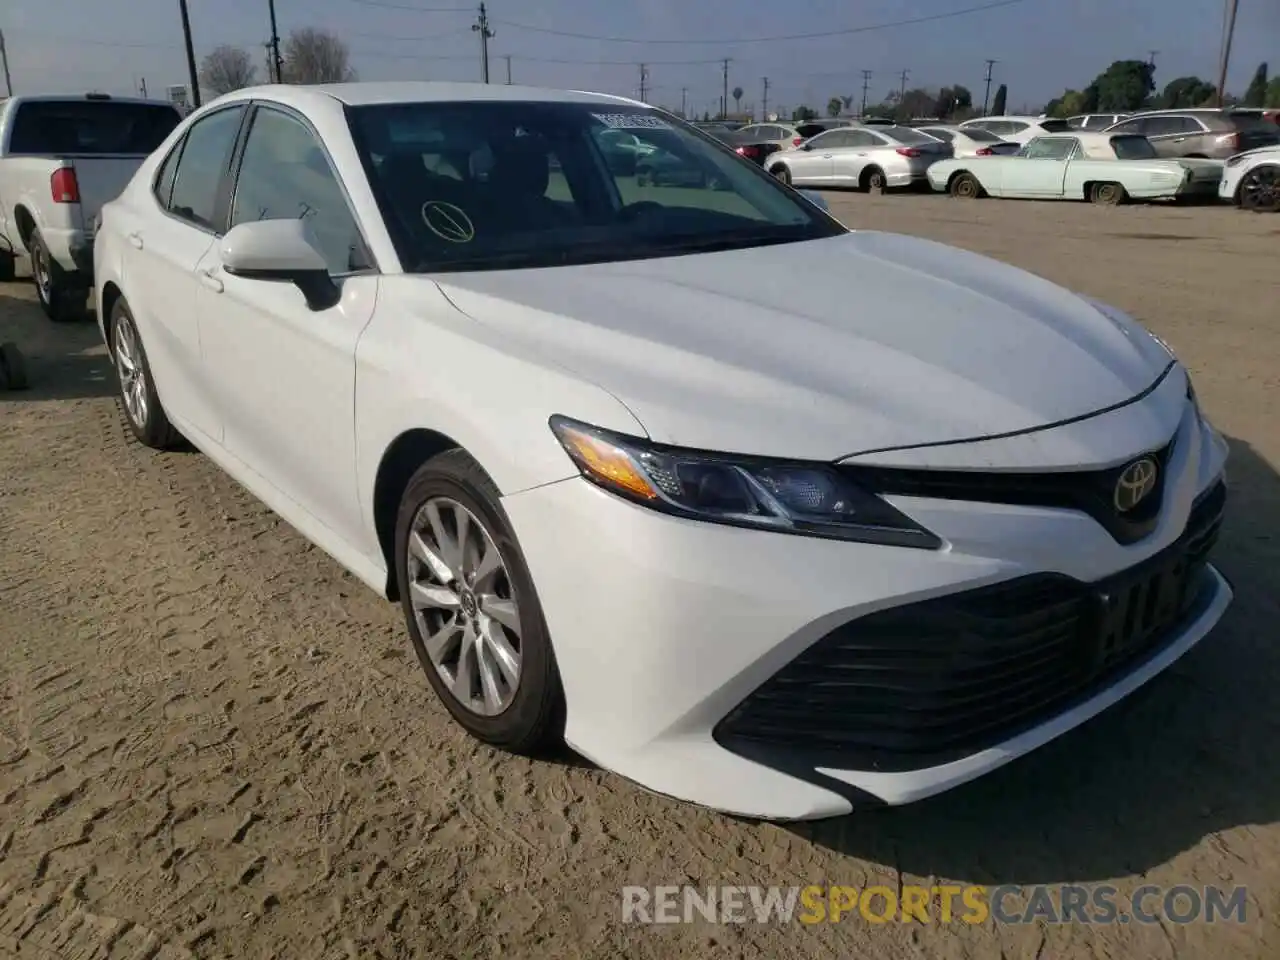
[592,113,672,130]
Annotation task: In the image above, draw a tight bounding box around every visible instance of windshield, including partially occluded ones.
[1109,135,1158,160]
[347,101,843,272]
[7,100,181,155]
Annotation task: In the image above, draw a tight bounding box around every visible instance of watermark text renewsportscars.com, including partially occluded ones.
[621,884,1249,926]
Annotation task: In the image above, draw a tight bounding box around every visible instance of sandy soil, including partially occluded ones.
[2,193,1279,960]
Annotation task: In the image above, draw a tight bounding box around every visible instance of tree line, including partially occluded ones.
[197,28,356,98]
[776,59,1278,124]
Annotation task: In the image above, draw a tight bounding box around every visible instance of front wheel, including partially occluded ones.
[394,449,564,754]
[30,230,85,322]
[1239,165,1280,212]
[950,172,983,199]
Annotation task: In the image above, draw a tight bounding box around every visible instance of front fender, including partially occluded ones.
[353,277,647,551]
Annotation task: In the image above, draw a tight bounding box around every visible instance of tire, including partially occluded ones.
[394,449,564,754]
[949,172,983,199]
[1239,165,1280,213]
[110,298,183,449]
[770,164,791,185]
[0,341,28,391]
[29,229,85,322]
[862,167,887,193]
[0,250,15,283]
[1090,181,1127,206]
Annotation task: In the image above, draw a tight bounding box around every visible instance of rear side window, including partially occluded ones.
[958,127,1001,142]
[7,100,181,155]
[922,128,955,142]
[1227,112,1280,134]
[881,126,937,145]
[167,105,246,230]
[153,140,182,207]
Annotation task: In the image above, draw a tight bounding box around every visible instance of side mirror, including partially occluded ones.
[220,219,340,311]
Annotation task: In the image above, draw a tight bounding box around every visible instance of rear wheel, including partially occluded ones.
[949,172,983,199]
[862,167,887,192]
[1090,181,1127,206]
[110,298,183,449]
[30,230,85,322]
[1239,165,1280,212]
[394,450,564,754]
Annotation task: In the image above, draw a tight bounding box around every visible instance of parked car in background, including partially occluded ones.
[793,118,854,140]
[734,121,808,151]
[0,93,182,319]
[1067,113,1129,131]
[595,128,655,175]
[1103,109,1280,160]
[93,81,1230,820]
[767,123,951,191]
[915,124,1020,158]
[958,115,1073,146]
[1219,144,1280,212]
[928,132,1223,203]
[717,129,785,168]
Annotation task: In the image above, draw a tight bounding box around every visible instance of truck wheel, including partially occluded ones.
[30,230,86,322]
[1090,182,1127,206]
[0,341,29,391]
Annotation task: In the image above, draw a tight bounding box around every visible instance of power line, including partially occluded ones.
[492,0,1027,45]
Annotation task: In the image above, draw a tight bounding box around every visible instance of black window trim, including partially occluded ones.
[152,103,250,236]
[222,100,380,277]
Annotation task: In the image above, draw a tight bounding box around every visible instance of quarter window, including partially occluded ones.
[230,107,371,274]
[167,105,246,230]
[153,140,182,208]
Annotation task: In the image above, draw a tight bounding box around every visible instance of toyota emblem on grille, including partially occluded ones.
[1114,457,1158,513]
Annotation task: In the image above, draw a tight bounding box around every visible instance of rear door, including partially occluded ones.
[1141,115,1202,158]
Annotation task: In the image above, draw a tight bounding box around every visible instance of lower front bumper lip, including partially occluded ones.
[808,564,1232,809]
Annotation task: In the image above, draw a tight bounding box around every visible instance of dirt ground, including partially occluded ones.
[2,193,1279,960]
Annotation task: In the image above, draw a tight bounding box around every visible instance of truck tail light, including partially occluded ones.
[51,168,81,204]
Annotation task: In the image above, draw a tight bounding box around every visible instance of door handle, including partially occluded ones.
[199,268,224,294]
[822,153,833,158]
[126,232,143,250]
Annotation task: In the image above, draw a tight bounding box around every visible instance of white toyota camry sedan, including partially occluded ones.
[94,82,1232,820]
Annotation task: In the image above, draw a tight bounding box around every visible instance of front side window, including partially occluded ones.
[1021,137,1077,160]
[230,107,371,274]
[168,105,246,230]
[348,100,844,273]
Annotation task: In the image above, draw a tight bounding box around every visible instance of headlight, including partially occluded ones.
[549,416,941,549]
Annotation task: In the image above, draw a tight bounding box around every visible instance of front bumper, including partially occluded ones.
[501,399,1231,820]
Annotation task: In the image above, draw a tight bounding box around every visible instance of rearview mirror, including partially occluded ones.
[220,219,340,311]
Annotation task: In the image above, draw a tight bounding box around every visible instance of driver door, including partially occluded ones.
[786,131,838,183]
[195,103,378,550]
[1001,136,1077,197]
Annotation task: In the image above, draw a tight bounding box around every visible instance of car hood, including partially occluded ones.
[434,232,1173,461]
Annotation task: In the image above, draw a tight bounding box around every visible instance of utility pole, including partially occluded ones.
[473,2,494,84]
[860,69,872,117]
[638,63,649,103]
[0,30,11,97]
[504,55,512,84]
[898,68,909,118]
[761,76,769,121]
[140,77,148,97]
[1216,0,1239,107]
[680,86,687,117]
[981,59,997,115]
[268,0,284,84]
[1148,49,1159,68]
[178,0,201,108]
[721,58,731,120]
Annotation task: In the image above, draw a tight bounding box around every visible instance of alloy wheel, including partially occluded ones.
[406,496,522,717]
[1241,167,1279,212]
[113,316,149,428]
[32,244,51,305]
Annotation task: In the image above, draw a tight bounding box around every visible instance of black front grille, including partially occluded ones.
[845,435,1177,546]
[714,479,1226,773]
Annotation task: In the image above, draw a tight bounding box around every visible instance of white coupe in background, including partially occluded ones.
[1220,144,1280,211]
[95,82,1231,821]
[928,132,1224,204]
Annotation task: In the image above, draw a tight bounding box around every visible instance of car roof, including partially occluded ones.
[3,93,177,107]
[208,81,642,111]
[962,115,1044,124]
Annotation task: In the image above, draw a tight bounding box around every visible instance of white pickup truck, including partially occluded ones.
[0,94,182,320]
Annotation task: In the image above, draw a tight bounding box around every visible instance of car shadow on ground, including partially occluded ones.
[785,434,1280,885]
[0,289,116,402]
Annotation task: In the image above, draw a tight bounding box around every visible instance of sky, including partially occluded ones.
[2,0,1276,117]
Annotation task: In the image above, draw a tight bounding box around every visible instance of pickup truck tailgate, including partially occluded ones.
[69,156,154,228]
